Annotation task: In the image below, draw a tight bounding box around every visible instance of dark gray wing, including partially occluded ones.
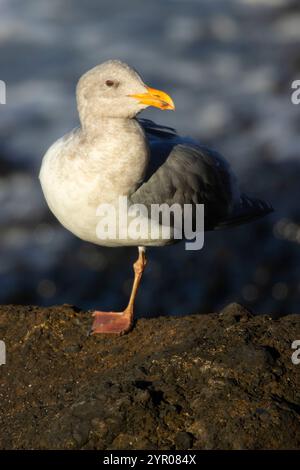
[133,119,273,230]
[133,119,238,230]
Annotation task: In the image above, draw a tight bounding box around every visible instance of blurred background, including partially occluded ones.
[0,0,299,317]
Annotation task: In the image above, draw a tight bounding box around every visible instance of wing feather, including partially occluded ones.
[132,119,237,229]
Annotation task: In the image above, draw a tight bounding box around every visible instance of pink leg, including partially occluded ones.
[91,247,147,335]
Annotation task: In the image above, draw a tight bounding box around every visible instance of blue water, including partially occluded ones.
[0,0,300,315]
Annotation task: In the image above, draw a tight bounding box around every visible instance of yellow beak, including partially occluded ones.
[129,86,175,110]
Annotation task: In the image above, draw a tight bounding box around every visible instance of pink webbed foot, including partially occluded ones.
[91,309,133,335]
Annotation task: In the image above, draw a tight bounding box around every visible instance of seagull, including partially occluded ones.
[39,60,272,335]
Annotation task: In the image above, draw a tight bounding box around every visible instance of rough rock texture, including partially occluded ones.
[0,303,299,450]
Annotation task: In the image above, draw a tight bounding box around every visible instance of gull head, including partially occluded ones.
[76,60,175,123]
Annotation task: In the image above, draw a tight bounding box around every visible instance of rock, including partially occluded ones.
[175,432,194,449]
[0,303,299,449]
[220,302,253,324]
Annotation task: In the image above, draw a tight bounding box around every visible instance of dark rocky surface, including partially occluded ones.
[0,303,299,449]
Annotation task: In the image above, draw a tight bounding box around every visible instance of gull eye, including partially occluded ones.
[105,79,116,87]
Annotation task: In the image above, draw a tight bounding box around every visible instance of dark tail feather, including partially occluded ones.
[216,194,273,229]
